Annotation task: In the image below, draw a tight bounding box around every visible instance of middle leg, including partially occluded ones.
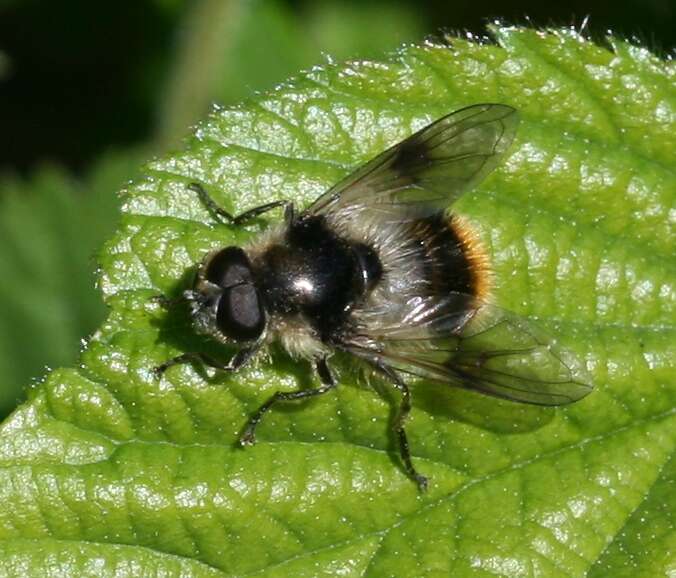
[239,357,337,446]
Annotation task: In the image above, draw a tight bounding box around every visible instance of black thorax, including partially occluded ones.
[255,215,381,339]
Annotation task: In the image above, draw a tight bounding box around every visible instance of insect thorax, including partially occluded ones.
[253,215,382,341]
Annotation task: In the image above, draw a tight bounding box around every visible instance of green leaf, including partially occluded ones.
[0,152,142,417]
[1,26,674,577]
[156,0,424,145]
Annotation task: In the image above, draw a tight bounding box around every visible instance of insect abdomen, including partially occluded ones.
[407,212,486,300]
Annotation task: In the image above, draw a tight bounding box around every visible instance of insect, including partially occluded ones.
[156,103,593,490]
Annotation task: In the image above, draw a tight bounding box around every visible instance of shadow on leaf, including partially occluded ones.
[414,381,554,433]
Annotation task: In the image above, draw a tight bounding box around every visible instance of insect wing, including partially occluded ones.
[344,296,593,406]
[305,103,519,218]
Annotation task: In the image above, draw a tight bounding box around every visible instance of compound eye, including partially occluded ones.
[205,247,252,288]
[217,283,265,341]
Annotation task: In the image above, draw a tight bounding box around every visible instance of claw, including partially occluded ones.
[152,363,169,379]
[415,474,429,492]
[239,431,256,447]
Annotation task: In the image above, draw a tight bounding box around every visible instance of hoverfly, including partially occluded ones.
[156,103,593,490]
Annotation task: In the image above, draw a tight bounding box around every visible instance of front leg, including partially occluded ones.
[150,289,201,310]
[239,357,337,446]
[188,182,294,226]
[154,345,258,378]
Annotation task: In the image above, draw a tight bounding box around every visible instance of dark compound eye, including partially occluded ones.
[216,283,265,341]
[205,247,253,288]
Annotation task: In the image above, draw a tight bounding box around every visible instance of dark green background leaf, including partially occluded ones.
[0,153,142,415]
[1,26,674,577]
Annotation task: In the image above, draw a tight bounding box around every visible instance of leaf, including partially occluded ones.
[0,152,141,417]
[1,26,674,577]
[156,0,424,145]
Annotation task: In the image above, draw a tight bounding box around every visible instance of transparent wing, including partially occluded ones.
[342,295,593,406]
[306,103,519,218]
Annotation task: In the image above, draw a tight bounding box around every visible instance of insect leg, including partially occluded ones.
[375,363,429,491]
[188,182,293,226]
[239,357,337,446]
[150,294,182,309]
[154,346,257,378]
[150,289,201,310]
